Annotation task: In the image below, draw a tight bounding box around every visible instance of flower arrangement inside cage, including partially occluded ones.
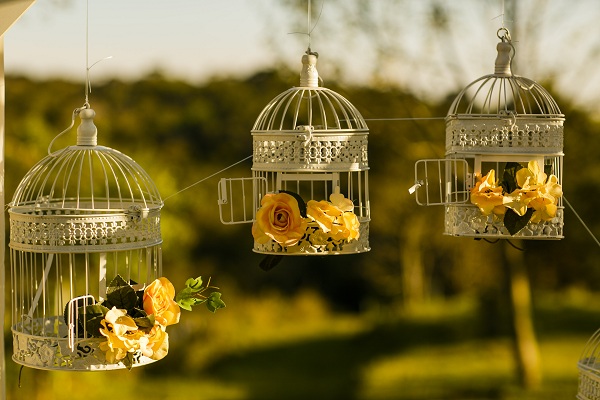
[12,275,225,371]
[465,160,563,237]
[251,187,367,255]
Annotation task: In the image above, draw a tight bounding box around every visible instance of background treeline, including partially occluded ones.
[4,71,600,399]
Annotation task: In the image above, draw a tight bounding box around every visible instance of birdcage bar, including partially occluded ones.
[13,149,161,214]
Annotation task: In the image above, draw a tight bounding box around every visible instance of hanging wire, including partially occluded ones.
[47,0,111,156]
[564,196,600,249]
[162,155,253,203]
[288,0,324,54]
[47,105,88,155]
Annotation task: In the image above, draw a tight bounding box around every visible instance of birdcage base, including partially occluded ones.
[444,204,563,239]
[577,362,600,400]
[253,219,370,255]
[12,317,157,371]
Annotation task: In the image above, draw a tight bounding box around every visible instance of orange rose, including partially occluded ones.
[252,192,308,246]
[143,277,181,327]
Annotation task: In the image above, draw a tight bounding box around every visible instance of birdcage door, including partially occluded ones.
[413,159,471,206]
[218,177,268,224]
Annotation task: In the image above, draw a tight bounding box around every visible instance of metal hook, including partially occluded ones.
[497,27,512,42]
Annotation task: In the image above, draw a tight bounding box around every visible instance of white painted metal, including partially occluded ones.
[412,28,565,240]
[9,107,164,370]
[1,0,37,395]
[223,51,370,255]
[577,328,600,400]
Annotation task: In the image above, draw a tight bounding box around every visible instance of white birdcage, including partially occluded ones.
[412,28,564,239]
[577,328,600,399]
[9,107,164,370]
[218,50,370,255]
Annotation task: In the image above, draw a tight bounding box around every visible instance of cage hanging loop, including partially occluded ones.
[494,30,514,77]
[497,27,511,42]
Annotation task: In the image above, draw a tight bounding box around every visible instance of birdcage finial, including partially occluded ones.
[495,27,513,77]
[300,49,319,87]
[76,107,97,146]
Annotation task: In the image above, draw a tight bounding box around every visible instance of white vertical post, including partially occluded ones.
[0,34,7,400]
[0,2,38,398]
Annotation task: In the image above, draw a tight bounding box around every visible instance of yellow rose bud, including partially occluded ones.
[143,278,181,327]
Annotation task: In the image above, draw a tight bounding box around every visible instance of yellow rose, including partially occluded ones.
[143,277,181,327]
[99,307,144,363]
[306,200,342,233]
[470,170,506,216]
[139,325,170,361]
[252,192,308,246]
[329,187,354,212]
[307,199,360,242]
[330,211,360,241]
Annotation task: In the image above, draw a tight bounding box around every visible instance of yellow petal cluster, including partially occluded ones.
[471,161,562,224]
[253,189,360,248]
[99,307,169,363]
[503,161,563,222]
[470,170,506,216]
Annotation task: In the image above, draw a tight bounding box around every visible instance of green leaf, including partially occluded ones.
[501,162,524,194]
[279,190,307,218]
[176,287,206,311]
[81,304,110,338]
[206,292,226,313]
[185,277,204,292]
[504,208,535,235]
[129,307,147,319]
[134,314,155,330]
[259,254,283,271]
[177,296,200,312]
[63,296,94,327]
[123,353,134,371]
[106,275,139,310]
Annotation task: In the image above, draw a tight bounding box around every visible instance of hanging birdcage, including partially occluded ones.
[9,107,164,370]
[411,28,564,239]
[577,328,600,399]
[218,50,370,255]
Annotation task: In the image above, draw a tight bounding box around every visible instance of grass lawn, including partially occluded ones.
[5,293,594,400]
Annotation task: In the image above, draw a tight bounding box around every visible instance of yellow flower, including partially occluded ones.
[139,325,170,361]
[516,160,547,188]
[329,187,354,212]
[252,193,308,246]
[470,170,506,216]
[307,199,360,242]
[330,211,360,241]
[306,200,342,233]
[505,161,562,219]
[143,277,181,327]
[99,307,144,363]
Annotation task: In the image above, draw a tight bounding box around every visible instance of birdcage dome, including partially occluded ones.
[577,328,600,399]
[9,108,163,253]
[446,30,564,155]
[252,52,369,172]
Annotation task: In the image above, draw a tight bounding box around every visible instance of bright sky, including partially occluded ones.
[5,0,291,82]
[5,0,600,110]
